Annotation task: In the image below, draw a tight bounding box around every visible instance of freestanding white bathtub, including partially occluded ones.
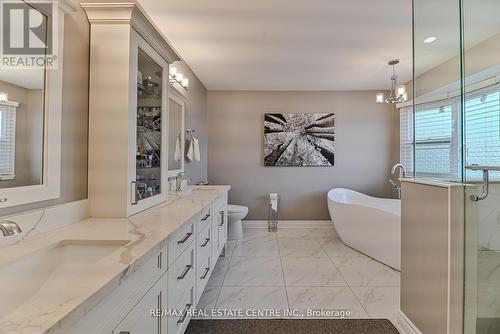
[327,188,401,270]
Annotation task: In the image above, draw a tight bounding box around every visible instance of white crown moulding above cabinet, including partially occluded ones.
[82,1,181,218]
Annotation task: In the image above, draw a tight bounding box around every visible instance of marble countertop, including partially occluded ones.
[0,185,230,334]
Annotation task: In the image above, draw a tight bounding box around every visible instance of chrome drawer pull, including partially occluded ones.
[177,304,192,325]
[201,237,210,247]
[218,211,224,226]
[200,267,210,279]
[177,232,192,244]
[201,213,210,221]
[177,264,192,280]
[119,332,130,334]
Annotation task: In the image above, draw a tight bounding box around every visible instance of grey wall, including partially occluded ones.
[171,61,208,184]
[1,7,90,216]
[207,90,397,220]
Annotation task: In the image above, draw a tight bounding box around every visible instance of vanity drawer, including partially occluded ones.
[198,205,212,232]
[168,284,194,334]
[197,224,212,263]
[169,217,195,267]
[196,254,211,302]
[168,243,195,308]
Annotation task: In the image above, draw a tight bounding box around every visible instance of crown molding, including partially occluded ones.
[81,1,180,64]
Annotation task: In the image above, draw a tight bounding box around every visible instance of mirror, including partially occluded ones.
[0,31,46,189]
[168,95,185,175]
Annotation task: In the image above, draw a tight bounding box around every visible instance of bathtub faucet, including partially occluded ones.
[391,163,407,178]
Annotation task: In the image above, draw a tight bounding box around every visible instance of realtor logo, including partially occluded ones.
[0,0,58,68]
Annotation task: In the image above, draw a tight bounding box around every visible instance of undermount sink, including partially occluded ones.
[0,239,130,315]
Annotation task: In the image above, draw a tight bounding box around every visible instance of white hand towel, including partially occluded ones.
[173,136,181,161]
[193,137,201,161]
[187,137,194,161]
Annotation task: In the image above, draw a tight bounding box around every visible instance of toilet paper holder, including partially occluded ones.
[268,193,279,232]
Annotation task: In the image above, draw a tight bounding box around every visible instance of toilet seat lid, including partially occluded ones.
[228,205,248,214]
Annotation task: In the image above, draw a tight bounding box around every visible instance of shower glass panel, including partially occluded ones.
[413,0,500,332]
[462,0,500,333]
[412,0,462,181]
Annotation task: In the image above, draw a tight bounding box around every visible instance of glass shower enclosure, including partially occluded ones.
[413,0,500,332]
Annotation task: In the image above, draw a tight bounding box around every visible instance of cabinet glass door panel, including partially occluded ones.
[135,48,163,202]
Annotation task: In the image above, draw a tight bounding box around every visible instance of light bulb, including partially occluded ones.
[0,92,8,103]
[176,73,183,81]
[169,67,177,76]
[181,78,189,87]
[424,36,437,44]
[376,93,384,103]
[397,85,406,97]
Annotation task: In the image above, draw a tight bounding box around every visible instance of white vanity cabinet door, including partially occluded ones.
[217,208,228,255]
[113,272,167,334]
[210,196,228,263]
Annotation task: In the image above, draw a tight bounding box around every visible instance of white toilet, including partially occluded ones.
[227,205,249,240]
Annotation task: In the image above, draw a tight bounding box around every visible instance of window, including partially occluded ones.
[464,87,500,180]
[0,104,16,180]
[400,84,500,181]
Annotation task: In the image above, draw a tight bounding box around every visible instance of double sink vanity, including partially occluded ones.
[0,2,229,333]
[0,186,229,334]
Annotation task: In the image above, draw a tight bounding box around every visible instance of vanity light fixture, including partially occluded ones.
[424,36,437,44]
[169,67,189,90]
[376,59,408,104]
[0,92,8,103]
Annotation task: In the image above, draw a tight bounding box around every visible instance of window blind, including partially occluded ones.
[464,85,500,180]
[0,104,16,180]
[400,83,500,181]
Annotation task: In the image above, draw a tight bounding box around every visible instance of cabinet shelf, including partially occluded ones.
[137,83,161,98]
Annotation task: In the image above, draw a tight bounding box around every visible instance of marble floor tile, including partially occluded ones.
[223,256,284,286]
[351,287,400,321]
[232,233,279,257]
[281,257,347,286]
[206,257,231,287]
[225,240,236,256]
[196,286,220,311]
[332,257,400,287]
[278,234,327,257]
[216,287,288,317]
[277,228,314,238]
[310,228,339,241]
[241,228,276,240]
[287,287,368,319]
[321,238,364,258]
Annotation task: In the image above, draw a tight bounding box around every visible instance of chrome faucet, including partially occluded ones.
[0,220,22,237]
[176,172,192,191]
[391,163,407,178]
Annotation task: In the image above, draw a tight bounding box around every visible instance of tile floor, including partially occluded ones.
[196,228,400,325]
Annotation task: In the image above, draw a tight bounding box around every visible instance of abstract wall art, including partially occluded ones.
[264,113,335,167]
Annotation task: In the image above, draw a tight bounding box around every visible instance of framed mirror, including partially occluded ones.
[167,93,185,177]
[0,0,76,209]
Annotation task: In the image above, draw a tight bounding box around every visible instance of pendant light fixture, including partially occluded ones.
[376,59,408,104]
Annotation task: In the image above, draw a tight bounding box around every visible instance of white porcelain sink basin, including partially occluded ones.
[0,239,129,315]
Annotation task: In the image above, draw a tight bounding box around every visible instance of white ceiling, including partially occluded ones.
[139,0,413,91]
[140,0,500,91]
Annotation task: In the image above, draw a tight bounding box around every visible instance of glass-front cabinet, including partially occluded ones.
[132,38,168,211]
[83,3,180,217]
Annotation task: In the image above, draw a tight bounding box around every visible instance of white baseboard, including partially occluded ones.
[396,311,422,334]
[242,220,333,229]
